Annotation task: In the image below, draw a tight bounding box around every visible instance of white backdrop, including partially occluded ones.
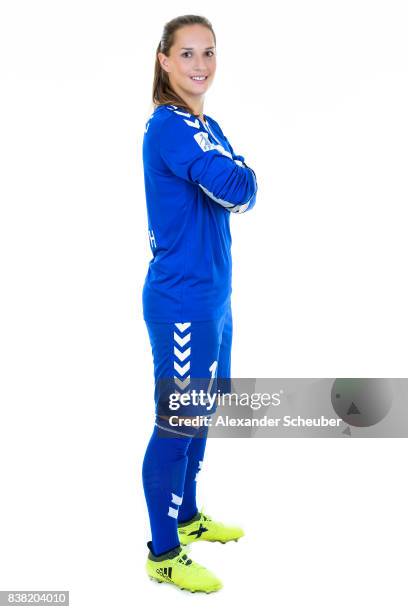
[0,0,407,610]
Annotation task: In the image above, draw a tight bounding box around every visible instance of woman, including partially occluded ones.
[141,14,258,593]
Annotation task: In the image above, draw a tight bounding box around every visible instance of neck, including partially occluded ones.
[190,104,205,120]
[171,83,204,118]
[185,97,204,117]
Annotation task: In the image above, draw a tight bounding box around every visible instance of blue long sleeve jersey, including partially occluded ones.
[142,104,258,323]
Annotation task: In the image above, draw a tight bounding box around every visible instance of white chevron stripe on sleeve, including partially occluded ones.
[198,183,253,212]
[175,110,191,117]
[184,118,200,128]
[228,202,250,213]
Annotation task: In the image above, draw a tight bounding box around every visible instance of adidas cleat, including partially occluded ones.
[178,507,244,545]
[146,541,223,593]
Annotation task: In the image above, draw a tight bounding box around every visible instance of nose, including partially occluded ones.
[194,59,208,72]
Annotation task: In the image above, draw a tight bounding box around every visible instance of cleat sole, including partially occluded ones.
[148,575,220,594]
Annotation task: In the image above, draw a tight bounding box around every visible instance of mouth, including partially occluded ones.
[190,75,208,82]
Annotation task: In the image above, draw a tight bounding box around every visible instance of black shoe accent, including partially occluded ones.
[147,541,182,561]
[188,523,209,539]
[183,554,192,565]
[156,567,173,581]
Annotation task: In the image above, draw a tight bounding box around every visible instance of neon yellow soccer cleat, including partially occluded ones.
[146,541,223,593]
[178,507,245,545]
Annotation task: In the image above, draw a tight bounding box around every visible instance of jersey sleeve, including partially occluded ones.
[159,113,257,214]
[208,117,249,167]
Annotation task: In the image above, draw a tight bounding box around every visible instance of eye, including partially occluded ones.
[181,51,215,58]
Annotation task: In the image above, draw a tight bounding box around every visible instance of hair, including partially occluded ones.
[152,15,216,117]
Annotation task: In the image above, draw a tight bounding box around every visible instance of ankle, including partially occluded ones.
[178,510,200,526]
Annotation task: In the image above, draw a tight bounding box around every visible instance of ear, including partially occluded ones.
[157,52,170,74]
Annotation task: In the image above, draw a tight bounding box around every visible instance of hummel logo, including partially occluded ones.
[188,523,208,539]
[156,566,173,580]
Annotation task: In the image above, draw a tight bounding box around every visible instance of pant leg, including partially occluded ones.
[142,315,226,553]
[176,430,207,523]
[177,305,233,523]
[217,302,233,387]
[142,428,190,555]
[142,320,192,555]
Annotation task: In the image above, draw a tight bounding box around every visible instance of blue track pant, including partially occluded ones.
[142,303,232,555]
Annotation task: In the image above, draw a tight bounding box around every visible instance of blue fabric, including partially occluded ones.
[142,104,258,323]
[142,306,232,555]
[176,428,207,524]
[145,304,233,427]
[142,429,190,556]
[178,306,232,523]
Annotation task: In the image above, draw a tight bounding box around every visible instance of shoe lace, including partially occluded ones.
[177,550,208,573]
[199,506,230,529]
[177,551,193,566]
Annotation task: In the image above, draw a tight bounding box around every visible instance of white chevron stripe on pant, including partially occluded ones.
[173,375,190,390]
[174,346,191,361]
[168,492,183,519]
[175,322,191,333]
[195,460,203,482]
[173,331,191,347]
[173,322,191,391]
[174,361,190,376]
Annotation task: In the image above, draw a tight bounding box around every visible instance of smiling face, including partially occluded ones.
[158,24,216,112]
